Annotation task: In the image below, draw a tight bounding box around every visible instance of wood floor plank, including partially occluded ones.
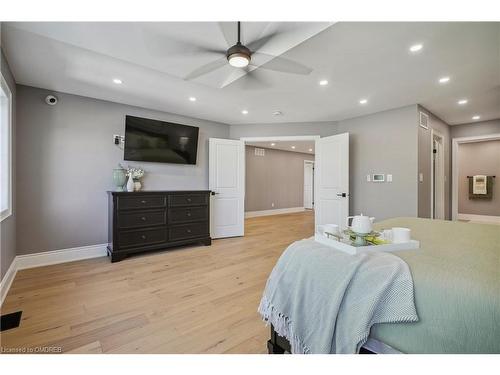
[0,211,314,353]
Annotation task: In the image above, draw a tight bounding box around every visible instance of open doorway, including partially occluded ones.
[209,134,349,239]
[452,133,500,223]
[243,138,316,218]
[431,129,445,220]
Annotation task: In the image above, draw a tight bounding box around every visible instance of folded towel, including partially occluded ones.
[473,175,487,194]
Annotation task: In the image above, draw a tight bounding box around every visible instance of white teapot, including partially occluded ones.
[346,214,375,234]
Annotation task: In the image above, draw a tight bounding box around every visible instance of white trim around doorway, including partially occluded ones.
[451,133,500,221]
[430,128,445,220]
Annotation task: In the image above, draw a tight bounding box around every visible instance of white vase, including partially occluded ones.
[133,180,142,192]
[126,176,134,192]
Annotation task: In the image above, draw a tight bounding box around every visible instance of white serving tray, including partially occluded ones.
[314,233,420,255]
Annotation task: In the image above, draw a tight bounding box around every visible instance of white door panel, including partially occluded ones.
[315,133,349,231]
[209,138,245,238]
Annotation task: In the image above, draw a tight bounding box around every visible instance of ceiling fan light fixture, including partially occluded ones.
[228,53,250,68]
[227,42,251,68]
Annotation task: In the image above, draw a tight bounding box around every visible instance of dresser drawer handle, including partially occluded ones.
[186,229,192,233]
[186,211,192,217]
[141,216,147,221]
[141,200,147,204]
[141,235,147,240]
[186,198,192,202]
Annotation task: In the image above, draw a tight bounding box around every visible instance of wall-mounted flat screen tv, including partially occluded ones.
[124,115,199,164]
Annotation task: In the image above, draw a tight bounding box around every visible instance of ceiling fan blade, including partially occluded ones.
[238,67,270,90]
[184,57,228,80]
[141,27,225,57]
[247,31,280,52]
[218,22,237,47]
[251,52,312,75]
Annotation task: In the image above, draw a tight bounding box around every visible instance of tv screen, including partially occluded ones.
[124,115,199,164]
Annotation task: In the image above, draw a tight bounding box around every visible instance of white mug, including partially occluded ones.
[391,227,411,243]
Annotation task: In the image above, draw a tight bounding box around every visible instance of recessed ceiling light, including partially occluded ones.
[113,78,122,84]
[291,146,296,149]
[309,148,313,152]
[359,99,368,105]
[409,44,423,53]
[458,99,468,105]
[319,80,328,86]
[438,77,450,84]
[271,143,276,146]
[241,110,248,115]
[189,97,196,102]
[472,115,481,120]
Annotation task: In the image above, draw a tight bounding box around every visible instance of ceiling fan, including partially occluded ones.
[184,22,313,84]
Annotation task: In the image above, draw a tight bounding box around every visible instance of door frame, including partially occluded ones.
[303,160,315,209]
[451,133,500,221]
[240,135,320,219]
[430,128,445,220]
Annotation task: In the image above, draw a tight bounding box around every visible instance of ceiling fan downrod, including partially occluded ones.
[227,21,251,68]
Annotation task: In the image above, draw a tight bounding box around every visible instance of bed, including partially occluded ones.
[264,218,500,354]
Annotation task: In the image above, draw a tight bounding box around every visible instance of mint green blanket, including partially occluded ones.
[371,218,500,353]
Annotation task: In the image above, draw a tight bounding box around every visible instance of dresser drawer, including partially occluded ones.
[168,206,208,224]
[117,228,167,249]
[117,195,166,210]
[168,194,208,207]
[169,222,208,241]
[117,210,166,229]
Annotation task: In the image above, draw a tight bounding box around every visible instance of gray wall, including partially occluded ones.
[336,105,419,220]
[232,105,419,221]
[245,146,313,212]
[16,85,229,255]
[230,121,338,139]
[0,47,16,280]
[458,140,500,216]
[417,106,452,219]
[450,119,500,139]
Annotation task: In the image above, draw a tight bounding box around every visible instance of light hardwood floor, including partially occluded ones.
[0,211,314,354]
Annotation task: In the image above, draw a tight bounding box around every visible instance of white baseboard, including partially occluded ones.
[245,207,306,218]
[1,243,108,306]
[16,243,108,270]
[0,257,18,306]
[458,213,500,224]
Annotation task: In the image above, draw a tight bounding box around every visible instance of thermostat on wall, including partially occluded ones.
[372,174,385,182]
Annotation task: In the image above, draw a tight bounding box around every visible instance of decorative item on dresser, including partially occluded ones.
[107,191,211,262]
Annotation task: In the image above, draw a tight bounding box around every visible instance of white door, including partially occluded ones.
[304,161,314,209]
[209,138,245,238]
[314,133,349,231]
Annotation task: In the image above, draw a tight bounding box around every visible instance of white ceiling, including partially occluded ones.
[247,140,315,154]
[2,22,499,126]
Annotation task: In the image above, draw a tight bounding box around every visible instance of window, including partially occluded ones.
[0,72,12,221]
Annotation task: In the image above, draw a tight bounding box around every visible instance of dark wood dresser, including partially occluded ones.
[107,191,211,262]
